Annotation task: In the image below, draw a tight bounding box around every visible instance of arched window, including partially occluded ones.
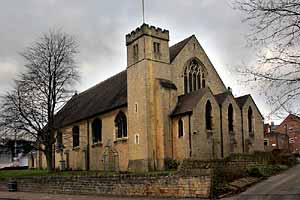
[92,118,102,143]
[189,71,193,93]
[248,107,253,133]
[193,73,197,91]
[178,118,184,138]
[184,72,188,94]
[197,74,201,89]
[228,104,234,132]
[183,59,206,94]
[115,111,127,139]
[72,126,80,147]
[205,100,212,130]
[202,73,206,88]
[56,130,62,145]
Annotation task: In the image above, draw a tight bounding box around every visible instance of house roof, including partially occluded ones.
[276,113,300,131]
[53,70,128,128]
[169,35,194,62]
[171,89,208,117]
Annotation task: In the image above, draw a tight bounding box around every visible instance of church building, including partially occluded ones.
[34,24,264,172]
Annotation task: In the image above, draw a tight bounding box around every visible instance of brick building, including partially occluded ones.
[275,114,300,154]
[32,24,264,172]
[264,123,289,152]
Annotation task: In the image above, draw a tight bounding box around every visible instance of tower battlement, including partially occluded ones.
[126,24,169,45]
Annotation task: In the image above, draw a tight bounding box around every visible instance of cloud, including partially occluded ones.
[0,0,273,120]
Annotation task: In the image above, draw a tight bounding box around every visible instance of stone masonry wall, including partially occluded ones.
[0,174,211,199]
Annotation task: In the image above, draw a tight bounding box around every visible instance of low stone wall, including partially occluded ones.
[0,181,6,191]
[0,174,211,198]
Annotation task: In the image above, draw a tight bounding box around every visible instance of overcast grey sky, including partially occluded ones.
[0,0,276,121]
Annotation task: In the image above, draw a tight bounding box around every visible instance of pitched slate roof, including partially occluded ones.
[169,35,194,62]
[171,89,208,117]
[158,79,177,90]
[214,92,230,105]
[235,94,250,108]
[235,94,264,119]
[54,70,127,128]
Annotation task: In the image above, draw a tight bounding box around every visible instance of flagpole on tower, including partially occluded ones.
[142,0,145,24]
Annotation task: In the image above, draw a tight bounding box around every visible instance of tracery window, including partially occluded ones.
[115,111,127,139]
[184,59,206,94]
[92,118,102,143]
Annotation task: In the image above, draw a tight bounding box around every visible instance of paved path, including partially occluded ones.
[0,191,199,200]
[225,164,300,200]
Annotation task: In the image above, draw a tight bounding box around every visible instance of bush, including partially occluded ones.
[247,167,262,177]
[164,159,179,170]
[247,164,288,177]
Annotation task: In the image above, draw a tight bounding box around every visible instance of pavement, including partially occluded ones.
[224,164,300,200]
[0,192,197,200]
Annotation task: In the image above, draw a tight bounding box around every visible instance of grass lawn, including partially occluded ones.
[0,169,175,180]
[0,170,48,180]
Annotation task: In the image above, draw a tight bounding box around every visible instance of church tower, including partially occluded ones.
[126,24,171,172]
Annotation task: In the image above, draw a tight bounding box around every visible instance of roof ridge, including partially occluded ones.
[235,94,251,99]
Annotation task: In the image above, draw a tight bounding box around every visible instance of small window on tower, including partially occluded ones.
[153,42,160,54]
[134,134,139,144]
[133,44,139,59]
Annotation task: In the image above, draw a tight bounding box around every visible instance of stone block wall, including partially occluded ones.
[0,174,211,199]
[0,181,6,191]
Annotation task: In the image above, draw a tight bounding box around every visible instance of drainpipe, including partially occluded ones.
[188,114,192,157]
[220,104,224,158]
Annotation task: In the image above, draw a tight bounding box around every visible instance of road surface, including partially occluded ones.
[225,164,300,200]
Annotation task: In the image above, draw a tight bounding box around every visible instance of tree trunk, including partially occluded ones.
[45,146,53,172]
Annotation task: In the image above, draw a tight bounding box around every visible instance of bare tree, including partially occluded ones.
[234,0,300,117]
[0,30,79,171]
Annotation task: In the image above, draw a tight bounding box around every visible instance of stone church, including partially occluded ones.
[33,24,264,172]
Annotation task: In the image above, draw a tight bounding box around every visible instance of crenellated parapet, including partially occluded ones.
[126,23,169,45]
